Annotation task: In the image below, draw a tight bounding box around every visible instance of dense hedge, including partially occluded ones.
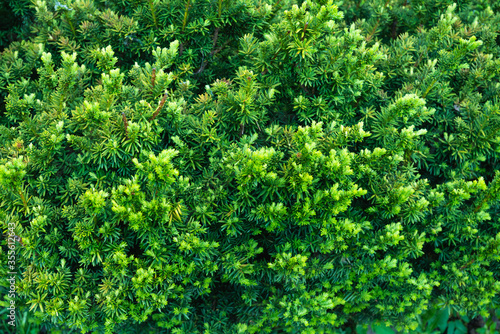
[1,0,500,333]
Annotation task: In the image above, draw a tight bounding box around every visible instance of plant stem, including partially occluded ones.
[18,188,28,212]
[148,0,158,29]
[422,79,437,98]
[474,193,491,213]
[149,92,168,121]
[182,0,191,32]
[64,12,76,38]
[218,0,223,18]
[366,0,391,42]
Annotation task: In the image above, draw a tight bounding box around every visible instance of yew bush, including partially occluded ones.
[1,0,499,333]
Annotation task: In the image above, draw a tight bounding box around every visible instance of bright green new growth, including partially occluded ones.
[0,0,500,333]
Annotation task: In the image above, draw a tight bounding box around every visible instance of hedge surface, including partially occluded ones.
[1,0,500,333]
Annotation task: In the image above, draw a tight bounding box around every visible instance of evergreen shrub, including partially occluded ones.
[1,0,500,333]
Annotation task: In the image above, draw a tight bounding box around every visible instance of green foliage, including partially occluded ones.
[1,0,500,333]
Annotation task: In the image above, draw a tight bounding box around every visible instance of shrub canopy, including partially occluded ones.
[1,0,500,333]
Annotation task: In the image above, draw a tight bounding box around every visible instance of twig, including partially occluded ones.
[194,29,231,75]
[18,188,28,212]
[149,92,168,122]
[391,19,398,39]
[473,193,492,213]
[365,0,391,42]
[182,0,191,32]
[459,259,475,270]
[366,21,380,42]
[212,27,220,53]
[217,0,223,18]
[301,22,309,41]
[64,12,76,38]
[148,0,158,29]
[273,0,282,11]
[151,67,157,91]
[413,46,426,67]
[422,79,437,98]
